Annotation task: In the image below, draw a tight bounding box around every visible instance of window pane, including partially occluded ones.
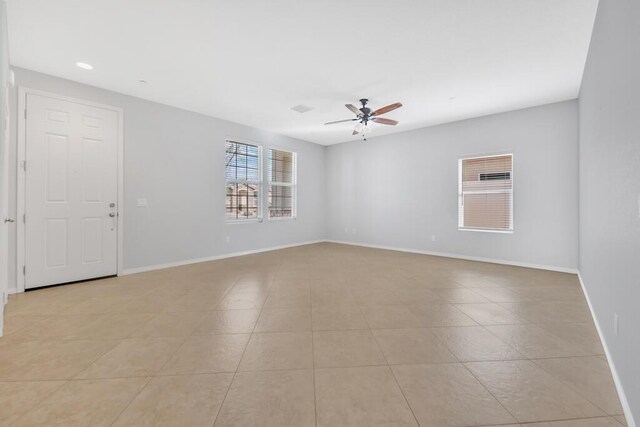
[268,149,294,183]
[269,184,293,218]
[226,181,259,220]
[226,141,260,182]
[459,154,513,231]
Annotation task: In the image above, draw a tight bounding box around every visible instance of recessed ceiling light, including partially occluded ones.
[449,96,457,101]
[138,79,149,84]
[75,62,93,70]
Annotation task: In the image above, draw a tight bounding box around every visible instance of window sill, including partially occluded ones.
[226,219,263,225]
[458,227,513,234]
[267,216,297,222]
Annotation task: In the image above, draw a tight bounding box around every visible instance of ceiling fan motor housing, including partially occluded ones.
[359,98,371,116]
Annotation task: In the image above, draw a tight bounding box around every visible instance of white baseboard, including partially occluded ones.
[325,239,579,274]
[578,273,636,427]
[120,240,325,276]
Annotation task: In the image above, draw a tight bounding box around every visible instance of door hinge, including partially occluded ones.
[23,213,26,223]
[21,160,26,171]
[24,109,27,120]
[22,265,26,275]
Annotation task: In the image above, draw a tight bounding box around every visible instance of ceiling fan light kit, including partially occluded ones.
[324,98,402,141]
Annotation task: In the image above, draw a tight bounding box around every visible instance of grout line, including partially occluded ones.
[210,268,278,426]
[108,376,154,427]
[460,361,520,424]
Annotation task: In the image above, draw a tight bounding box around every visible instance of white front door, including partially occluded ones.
[25,93,119,289]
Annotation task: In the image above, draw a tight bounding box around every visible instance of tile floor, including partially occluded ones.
[0,243,627,426]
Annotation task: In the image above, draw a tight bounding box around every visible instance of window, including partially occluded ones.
[458,154,513,232]
[268,148,296,218]
[225,140,261,220]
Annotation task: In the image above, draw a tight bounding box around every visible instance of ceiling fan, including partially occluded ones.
[324,98,402,139]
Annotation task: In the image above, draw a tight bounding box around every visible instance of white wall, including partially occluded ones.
[326,100,579,271]
[578,0,640,424]
[0,0,10,333]
[6,68,325,290]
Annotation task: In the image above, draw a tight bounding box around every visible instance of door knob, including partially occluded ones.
[3,218,14,223]
[108,212,116,218]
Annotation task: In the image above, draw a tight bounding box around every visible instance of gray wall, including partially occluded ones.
[7,68,326,289]
[579,0,640,423]
[326,101,579,271]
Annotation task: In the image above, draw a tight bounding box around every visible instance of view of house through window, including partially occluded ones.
[268,148,296,218]
[225,140,261,220]
[458,154,513,231]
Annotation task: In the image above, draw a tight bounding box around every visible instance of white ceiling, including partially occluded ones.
[7,0,598,145]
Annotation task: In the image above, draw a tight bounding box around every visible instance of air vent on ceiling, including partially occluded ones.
[291,105,313,114]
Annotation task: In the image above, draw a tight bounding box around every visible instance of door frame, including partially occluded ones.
[16,87,124,292]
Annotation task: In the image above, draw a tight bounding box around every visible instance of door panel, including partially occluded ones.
[25,94,118,289]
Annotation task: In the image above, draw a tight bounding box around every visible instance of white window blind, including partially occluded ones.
[225,140,262,220]
[458,154,513,232]
[268,148,296,218]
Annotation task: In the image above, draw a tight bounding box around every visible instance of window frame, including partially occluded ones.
[267,146,297,220]
[225,139,264,223]
[458,153,514,234]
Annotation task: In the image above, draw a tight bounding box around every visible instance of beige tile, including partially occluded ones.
[112,373,233,426]
[193,309,260,334]
[270,279,310,292]
[533,356,623,415]
[0,381,65,426]
[454,302,528,325]
[239,332,313,371]
[12,377,148,427]
[429,288,490,303]
[311,289,358,307]
[312,307,369,330]
[5,294,87,316]
[130,311,208,338]
[392,363,516,427]
[65,295,130,314]
[76,337,184,379]
[466,360,605,422]
[315,366,417,427]
[75,313,157,339]
[254,308,312,332]
[161,334,249,374]
[1,244,616,427]
[313,330,386,368]
[500,301,591,323]
[409,304,478,327]
[214,369,315,426]
[538,322,605,354]
[0,340,118,381]
[431,326,524,361]
[614,414,628,426]
[215,292,266,310]
[360,306,423,329]
[0,315,101,342]
[164,292,225,312]
[526,417,623,426]
[229,280,271,294]
[353,289,439,306]
[372,328,457,364]
[486,324,590,358]
[263,290,311,309]
[1,314,44,336]
[112,295,175,313]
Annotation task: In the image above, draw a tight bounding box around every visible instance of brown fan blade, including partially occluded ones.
[371,117,398,125]
[372,102,402,116]
[345,104,361,116]
[325,118,357,125]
